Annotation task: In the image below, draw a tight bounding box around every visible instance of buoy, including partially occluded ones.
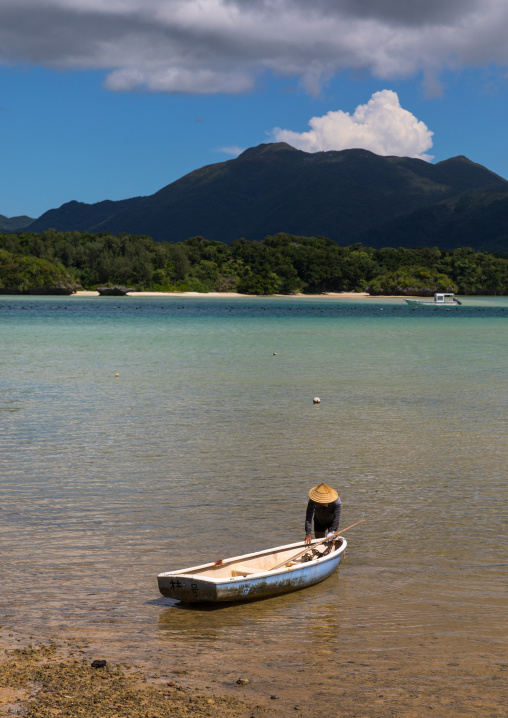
[273,352,277,355]
[313,397,321,404]
[115,373,119,377]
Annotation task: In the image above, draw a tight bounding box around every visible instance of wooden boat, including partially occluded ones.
[158,536,347,603]
[404,292,462,307]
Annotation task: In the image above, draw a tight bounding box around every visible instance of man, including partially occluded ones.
[304,482,341,545]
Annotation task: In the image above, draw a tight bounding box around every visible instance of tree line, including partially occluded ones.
[1,229,508,295]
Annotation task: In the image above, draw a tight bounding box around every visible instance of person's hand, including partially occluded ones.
[305,533,312,545]
[325,532,335,543]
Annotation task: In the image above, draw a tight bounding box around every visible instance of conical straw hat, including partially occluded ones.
[308,482,338,503]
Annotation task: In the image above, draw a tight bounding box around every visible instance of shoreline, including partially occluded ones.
[73,290,413,299]
[2,625,503,718]
[0,631,257,718]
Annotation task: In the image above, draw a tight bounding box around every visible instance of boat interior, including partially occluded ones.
[174,538,344,579]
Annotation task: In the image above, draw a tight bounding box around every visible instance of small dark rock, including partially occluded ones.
[91,659,107,669]
[270,695,279,699]
[167,681,176,687]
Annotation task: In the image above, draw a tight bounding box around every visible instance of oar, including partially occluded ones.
[269,519,366,571]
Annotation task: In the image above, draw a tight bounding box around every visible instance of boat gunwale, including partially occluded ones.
[157,537,347,585]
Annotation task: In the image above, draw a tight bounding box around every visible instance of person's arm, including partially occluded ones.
[305,500,314,543]
[329,498,341,533]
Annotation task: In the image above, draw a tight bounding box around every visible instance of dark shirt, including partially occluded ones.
[305,497,341,535]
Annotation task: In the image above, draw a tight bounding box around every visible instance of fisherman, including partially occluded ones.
[304,482,341,545]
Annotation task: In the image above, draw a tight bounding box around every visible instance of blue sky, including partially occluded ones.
[1,1,508,219]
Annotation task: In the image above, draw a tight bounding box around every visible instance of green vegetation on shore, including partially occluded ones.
[1,229,508,295]
[0,247,80,294]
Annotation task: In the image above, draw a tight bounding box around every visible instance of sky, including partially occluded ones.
[1,0,508,219]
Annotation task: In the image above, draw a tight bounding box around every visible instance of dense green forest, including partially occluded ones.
[0,247,80,294]
[1,229,508,295]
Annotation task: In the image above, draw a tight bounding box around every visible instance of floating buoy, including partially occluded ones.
[115,373,119,377]
[273,352,277,355]
[313,397,321,404]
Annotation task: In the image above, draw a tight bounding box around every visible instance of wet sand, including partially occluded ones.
[0,629,262,718]
[1,624,505,718]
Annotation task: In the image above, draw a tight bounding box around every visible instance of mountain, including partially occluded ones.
[25,143,508,251]
[0,214,35,231]
[360,190,508,253]
[25,199,141,234]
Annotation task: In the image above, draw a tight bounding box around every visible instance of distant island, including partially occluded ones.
[6,142,508,254]
[1,230,507,295]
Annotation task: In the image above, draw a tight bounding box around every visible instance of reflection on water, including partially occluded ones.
[1,296,507,715]
[157,576,343,641]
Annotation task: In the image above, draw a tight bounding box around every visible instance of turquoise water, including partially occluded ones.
[1,294,507,715]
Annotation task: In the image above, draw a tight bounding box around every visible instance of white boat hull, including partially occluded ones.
[158,537,347,603]
[404,299,457,306]
[404,293,462,307]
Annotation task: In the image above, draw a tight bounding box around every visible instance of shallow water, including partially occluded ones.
[1,295,507,716]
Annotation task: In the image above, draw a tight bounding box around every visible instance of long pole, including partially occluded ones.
[269,519,366,571]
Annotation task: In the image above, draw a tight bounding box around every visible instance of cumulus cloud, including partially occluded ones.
[0,1,508,94]
[272,91,434,160]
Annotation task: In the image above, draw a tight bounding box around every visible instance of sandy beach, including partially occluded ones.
[72,290,409,299]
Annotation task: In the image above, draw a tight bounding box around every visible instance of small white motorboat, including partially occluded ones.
[158,536,347,603]
[405,292,462,307]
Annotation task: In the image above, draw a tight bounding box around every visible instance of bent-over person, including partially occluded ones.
[304,482,341,545]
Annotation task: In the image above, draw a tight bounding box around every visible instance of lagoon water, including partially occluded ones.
[1,295,507,716]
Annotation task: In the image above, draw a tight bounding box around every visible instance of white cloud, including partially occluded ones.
[0,1,508,94]
[272,91,434,160]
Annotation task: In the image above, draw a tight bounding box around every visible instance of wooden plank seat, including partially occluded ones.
[230,564,262,577]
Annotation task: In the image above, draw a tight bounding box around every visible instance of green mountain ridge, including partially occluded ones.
[0,214,35,231]
[17,143,508,251]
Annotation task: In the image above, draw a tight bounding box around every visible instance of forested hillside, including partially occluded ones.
[2,230,508,295]
[24,143,508,252]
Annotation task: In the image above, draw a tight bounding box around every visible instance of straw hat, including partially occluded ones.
[308,482,338,504]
